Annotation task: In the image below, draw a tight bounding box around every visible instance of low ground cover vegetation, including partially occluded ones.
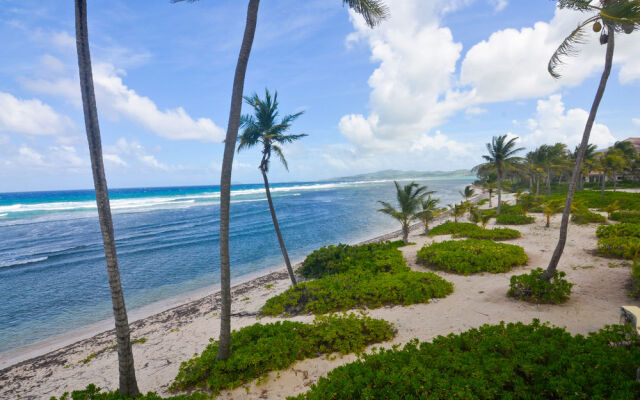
[171,314,395,395]
[571,209,607,225]
[417,239,527,275]
[263,242,454,316]
[495,214,535,225]
[507,268,573,304]
[291,321,640,400]
[428,221,520,241]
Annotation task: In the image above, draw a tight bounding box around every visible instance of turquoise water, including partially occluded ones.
[0,177,472,353]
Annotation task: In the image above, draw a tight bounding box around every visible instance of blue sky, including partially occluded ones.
[0,0,638,192]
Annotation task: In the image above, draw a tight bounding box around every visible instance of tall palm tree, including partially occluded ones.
[602,148,627,191]
[238,89,306,286]
[543,0,639,282]
[378,182,429,244]
[173,0,388,361]
[74,0,139,396]
[476,135,524,215]
[415,195,440,234]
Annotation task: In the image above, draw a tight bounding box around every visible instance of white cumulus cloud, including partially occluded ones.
[0,92,73,136]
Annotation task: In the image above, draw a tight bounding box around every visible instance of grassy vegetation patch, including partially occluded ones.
[51,384,208,400]
[170,314,395,395]
[548,191,640,211]
[632,262,640,298]
[507,268,573,304]
[571,209,607,225]
[495,214,535,225]
[428,221,521,241]
[597,236,640,260]
[610,210,640,224]
[291,321,640,400]
[263,242,453,316]
[417,239,527,275]
[298,242,405,279]
[428,221,478,236]
[597,223,640,239]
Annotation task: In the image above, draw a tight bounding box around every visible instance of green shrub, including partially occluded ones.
[417,239,527,275]
[457,227,521,241]
[265,243,454,315]
[291,321,640,400]
[571,209,607,225]
[262,270,453,315]
[596,223,640,239]
[170,314,394,394]
[507,268,573,304]
[632,262,640,298]
[610,210,640,224]
[298,242,405,279]
[597,236,640,260]
[547,190,640,211]
[51,384,208,400]
[428,221,520,241]
[498,204,523,215]
[477,198,489,206]
[428,221,478,236]
[496,214,535,225]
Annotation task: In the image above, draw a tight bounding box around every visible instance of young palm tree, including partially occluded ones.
[378,182,429,244]
[74,0,139,396]
[173,0,388,361]
[476,135,524,215]
[573,143,598,190]
[603,148,627,192]
[543,0,639,282]
[237,89,306,286]
[543,200,564,228]
[415,195,440,234]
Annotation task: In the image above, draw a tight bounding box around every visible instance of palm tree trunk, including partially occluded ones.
[497,170,502,215]
[217,0,260,361]
[402,224,409,245]
[546,167,551,196]
[489,190,492,208]
[261,167,297,285]
[536,176,540,197]
[546,215,550,228]
[75,1,139,396]
[543,28,614,281]
[601,173,606,199]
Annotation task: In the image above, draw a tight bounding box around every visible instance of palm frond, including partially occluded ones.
[343,0,389,28]
[558,0,597,12]
[548,19,593,79]
[272,145,288,171]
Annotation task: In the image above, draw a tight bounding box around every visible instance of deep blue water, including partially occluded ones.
[0,177,472,353]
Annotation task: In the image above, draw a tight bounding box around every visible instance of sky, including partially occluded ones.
[0,0,639,192]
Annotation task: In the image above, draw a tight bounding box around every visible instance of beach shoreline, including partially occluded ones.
[0,214,435,372]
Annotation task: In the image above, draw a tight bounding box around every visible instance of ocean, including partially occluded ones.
[0,177,473,354]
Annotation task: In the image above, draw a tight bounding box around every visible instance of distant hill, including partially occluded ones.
[328,169,474,182]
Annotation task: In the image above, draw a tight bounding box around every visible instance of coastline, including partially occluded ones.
[0,217,427,371]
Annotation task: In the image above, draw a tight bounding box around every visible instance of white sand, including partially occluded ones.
[1,194,638,399]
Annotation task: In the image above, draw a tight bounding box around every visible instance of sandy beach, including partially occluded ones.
[1,192,637,399]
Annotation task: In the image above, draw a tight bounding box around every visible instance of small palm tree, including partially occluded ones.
[602,148,627,192]
[415,195,440,234]
[518,193,538,217]
[378,182,429,244]
[604,200,621,218]
[479,213,492,229]
[238,89,306,286]
[476,135,524,215]
[543,0,640,282]
[543,201,564,228]
[447,202,466,223]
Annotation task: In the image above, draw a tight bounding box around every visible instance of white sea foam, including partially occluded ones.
[0,180,380,218]
[0,256,48,269]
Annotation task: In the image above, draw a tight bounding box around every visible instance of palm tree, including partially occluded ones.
[447,203,466,223]
[378,182,429,244]
[543,200,564,228]
[602,148,627,192]
[173,0,388,361]
[572,143,598,190]
[543,0,639,282]
[237,89,306,286]
[476,135,524,215]
[415,195,440,234]
[74,1,139,396]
